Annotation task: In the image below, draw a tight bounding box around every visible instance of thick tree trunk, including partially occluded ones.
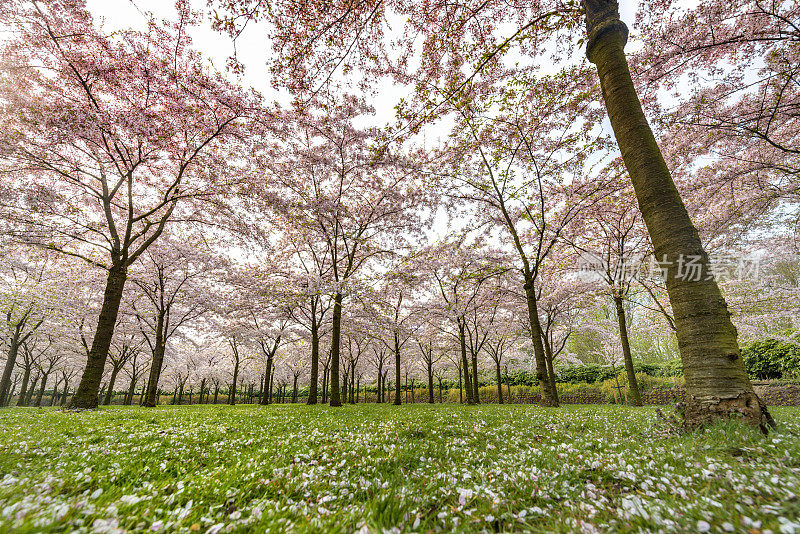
[103,367,121,406]
[0,328,22,406]
[523,281,558,406]
[614,295,642,406]
[583,0,773,430]
[496,362,504,404]
[394,333,402,405]
[329,292,343,407]
[69,265,127,409]
[213,384,219,404]
[199,378,206,405]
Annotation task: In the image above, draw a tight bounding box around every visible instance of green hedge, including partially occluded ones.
[741,338,800,380]
[552,361,683,384]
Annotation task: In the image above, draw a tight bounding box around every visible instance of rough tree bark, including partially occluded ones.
[582,0,773,430]
[69,265,127,409]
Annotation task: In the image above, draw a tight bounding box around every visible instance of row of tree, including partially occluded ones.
[0,0,797,431]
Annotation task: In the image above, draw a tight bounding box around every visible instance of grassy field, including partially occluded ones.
[0,404,798,533]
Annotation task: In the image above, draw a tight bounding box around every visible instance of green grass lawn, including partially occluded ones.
[0,404,798,533]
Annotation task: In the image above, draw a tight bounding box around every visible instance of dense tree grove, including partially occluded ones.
[1,0,798,434]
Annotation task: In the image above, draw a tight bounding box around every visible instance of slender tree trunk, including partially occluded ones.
[496,362,504,404]
[459,324,474,404]
[229,359,240,406]
[60,383,69,406]
[69,265,127,409]
[458,364,463,404]
[329,292,343,407]
[582,0,772,430]
[269,366,275,403]
[523,281,558,406]
[34,373,48,407]
[505,367,511,403]
[26,374,40,406]
[292,375,298,403]
[427,360,434,404]
[341,370,348,404]
[542,334,560,406]
[16,366,31,407]
[438,377,443,403]
[48,377,60,406]
[307,303,320,405]
[614,295,642,406]
[394,333,402,405]
[143,312,167,408]
[471,353,480,404]
[103,367,121,406]
[321,365,328,403]
[213,384,219,404]
[125,376,136,406]
[264,354,274,405]
[377,362,384,403]
[199,378,206,405]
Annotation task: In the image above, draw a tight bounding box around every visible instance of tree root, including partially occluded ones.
[680,391,777,435]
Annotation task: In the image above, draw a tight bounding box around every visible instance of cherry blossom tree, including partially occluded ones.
[264,97,432,406]
[0,1,259,408]
[211,0,776,429]
[131,238,214,407]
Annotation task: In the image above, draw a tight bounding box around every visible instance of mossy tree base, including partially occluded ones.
[682,392,777,434]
